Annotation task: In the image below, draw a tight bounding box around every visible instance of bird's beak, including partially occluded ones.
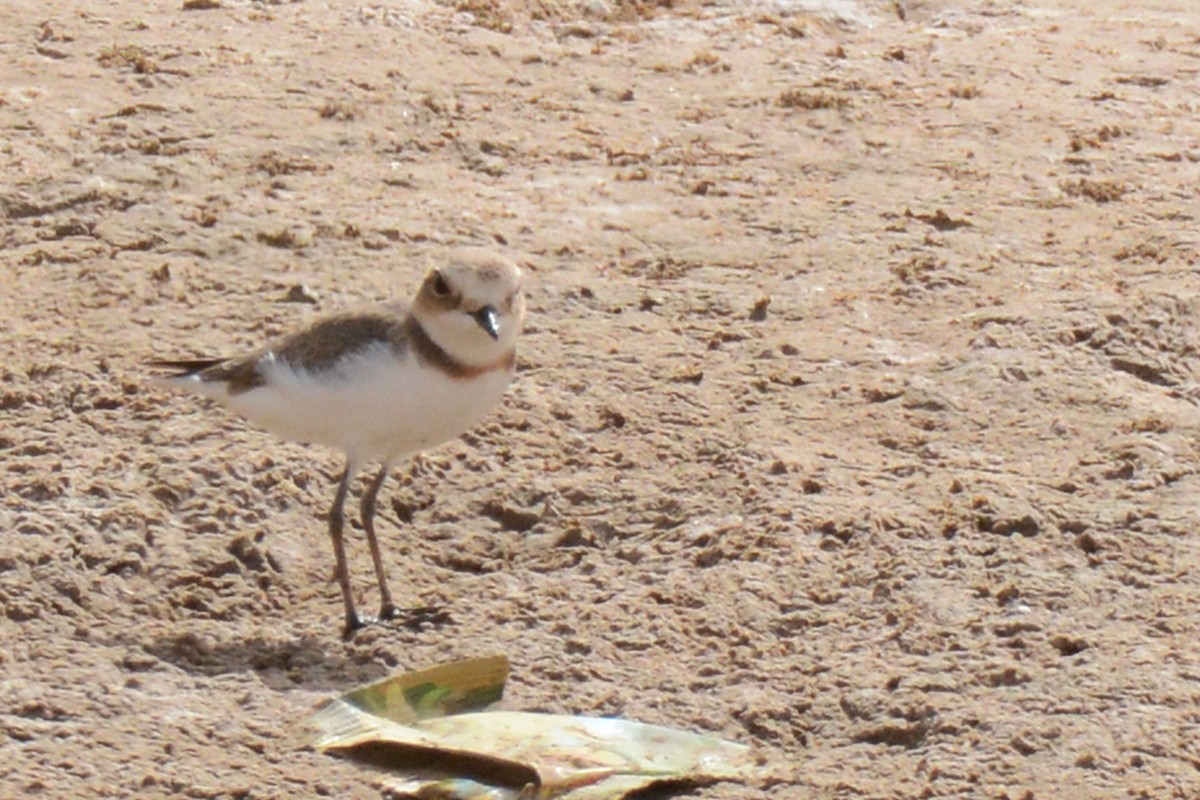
[472,305,500,340]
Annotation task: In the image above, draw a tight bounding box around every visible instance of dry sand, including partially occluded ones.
[2,0,1199,797]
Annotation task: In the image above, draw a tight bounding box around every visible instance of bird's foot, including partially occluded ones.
[341,613,368,641]
[341,604,452,639]
[379,602,453,631]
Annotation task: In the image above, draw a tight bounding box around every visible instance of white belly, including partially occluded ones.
[222,346,514,463]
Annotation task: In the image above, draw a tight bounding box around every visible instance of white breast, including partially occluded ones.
[221,345,514,463]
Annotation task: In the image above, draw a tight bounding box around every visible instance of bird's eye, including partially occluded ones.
[431,272,451,297]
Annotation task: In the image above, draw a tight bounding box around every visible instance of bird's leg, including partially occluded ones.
[360,462,452,630]
[329,462,362,639]
[359,463,397,620]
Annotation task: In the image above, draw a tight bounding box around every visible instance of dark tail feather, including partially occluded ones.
[146,358,228,376]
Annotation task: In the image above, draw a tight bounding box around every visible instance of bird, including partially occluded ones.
[151,248,526,638]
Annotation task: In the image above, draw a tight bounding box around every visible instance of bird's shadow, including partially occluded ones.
[128,629,393,691]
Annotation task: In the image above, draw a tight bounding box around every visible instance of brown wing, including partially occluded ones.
[269,308,408,373]
[149,305,410,395]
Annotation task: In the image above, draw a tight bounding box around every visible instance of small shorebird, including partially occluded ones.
[152,248,525,637]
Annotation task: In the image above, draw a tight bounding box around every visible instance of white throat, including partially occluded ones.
[418,308,518,367]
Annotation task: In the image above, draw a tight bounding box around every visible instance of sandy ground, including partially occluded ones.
[3,0,1200,797]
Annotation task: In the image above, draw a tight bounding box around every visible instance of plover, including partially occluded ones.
[152,248,525,637]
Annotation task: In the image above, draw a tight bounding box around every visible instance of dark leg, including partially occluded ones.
[360,463,397,619]
[329,462,362,639]
[359,461,452,631]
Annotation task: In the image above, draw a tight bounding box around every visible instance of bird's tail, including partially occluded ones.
[146,358,229,376]
[146,357,233,398]
[147,354,268,400]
